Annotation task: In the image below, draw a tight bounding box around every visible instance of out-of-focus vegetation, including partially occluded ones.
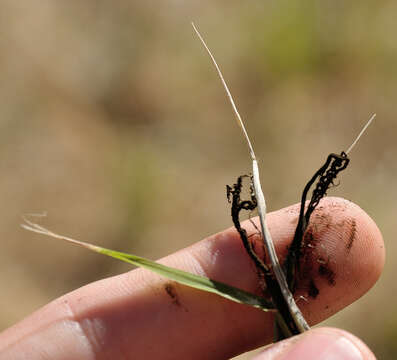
[0,1,395,358]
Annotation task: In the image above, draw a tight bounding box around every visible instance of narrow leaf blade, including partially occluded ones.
[96,247,273,310]
[22,221,273,311]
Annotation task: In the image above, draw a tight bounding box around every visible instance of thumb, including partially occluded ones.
[252,327,376,360]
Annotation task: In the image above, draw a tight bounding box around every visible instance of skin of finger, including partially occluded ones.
[0,197,384,360]
[253,327,376,360]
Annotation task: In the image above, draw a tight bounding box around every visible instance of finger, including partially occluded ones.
[252,327,376,360]
[0,197,384,360]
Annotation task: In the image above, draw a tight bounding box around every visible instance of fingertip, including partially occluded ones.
[265,197,384,324]
[305,197,385,323]
[254,327,376,360]
[1,198,383,359]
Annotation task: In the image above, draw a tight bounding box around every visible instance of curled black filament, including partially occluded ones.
[227,175,301,336]
[285,152,350,292]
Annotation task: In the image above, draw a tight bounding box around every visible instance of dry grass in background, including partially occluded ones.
[0,1,396,358]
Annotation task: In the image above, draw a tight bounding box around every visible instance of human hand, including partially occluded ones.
[0,197,384,359]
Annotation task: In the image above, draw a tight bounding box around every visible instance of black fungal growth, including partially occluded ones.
[227,152,350,337]
[226,175,269,274]
[285,152,350,293]
[227,175,301,336]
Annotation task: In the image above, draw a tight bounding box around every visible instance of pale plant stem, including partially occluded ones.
[192,22,309,333]
[252,162,309,332]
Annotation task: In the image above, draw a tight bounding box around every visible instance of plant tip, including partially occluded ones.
[192,22,256,160]
[345,113,376,155]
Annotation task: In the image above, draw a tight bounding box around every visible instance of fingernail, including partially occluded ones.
[255,329,365,360]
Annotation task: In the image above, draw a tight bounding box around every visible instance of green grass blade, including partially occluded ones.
[96,247,273,310]
[22,220,274,312]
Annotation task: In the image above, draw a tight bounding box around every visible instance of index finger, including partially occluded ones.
[0,197,384,360]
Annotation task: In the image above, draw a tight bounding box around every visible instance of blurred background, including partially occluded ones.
[0,1,395,358]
